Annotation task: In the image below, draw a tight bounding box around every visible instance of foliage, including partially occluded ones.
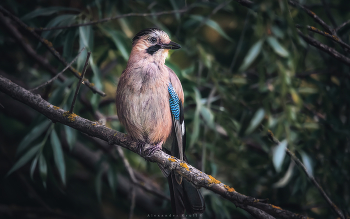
[0,0,349,218]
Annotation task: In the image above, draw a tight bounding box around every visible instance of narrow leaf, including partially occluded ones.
[190,15,232,42]
[64,125,77,150]
[21,7,80,21]
[200,106,215,129]
[16,120,50,156]
[239,40,264,71]
[273,140,288,172]
[300,151,313,177]
[267,36,289,57]
[245,108,265,135]
[30,155,39,180]
[50,129,66,185]
[39,153,47,187]
[100,27,129,61]
[7,144,41,176]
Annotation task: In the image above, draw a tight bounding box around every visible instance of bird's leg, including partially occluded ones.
[140,141,163,161]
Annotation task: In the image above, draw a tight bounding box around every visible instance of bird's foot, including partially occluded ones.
[137,141,162,161]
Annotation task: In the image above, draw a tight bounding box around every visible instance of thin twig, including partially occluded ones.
[0,12,65,82]
[0,75,311,219]
[267,130,345,219]
[31,47,86,92]
[0,6,106,97]
[33,7,193,32]
[295,25,350,51]
[69,52,90,114]
[296,29,350,67]
[336,20,350,32]
[288,0,333,34]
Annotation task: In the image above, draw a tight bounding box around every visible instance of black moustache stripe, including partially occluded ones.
[146,45,161,55]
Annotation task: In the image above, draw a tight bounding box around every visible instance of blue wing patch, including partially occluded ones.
[168,82,180,120]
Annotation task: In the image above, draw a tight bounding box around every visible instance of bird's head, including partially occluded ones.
[130,28,181,64]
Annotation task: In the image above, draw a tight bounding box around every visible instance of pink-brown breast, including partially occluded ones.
[116,60,183,145]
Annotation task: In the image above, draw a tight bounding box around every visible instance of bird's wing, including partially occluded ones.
[168,82,185,184]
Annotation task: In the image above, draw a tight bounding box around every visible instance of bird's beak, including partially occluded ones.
[161,41,181,50]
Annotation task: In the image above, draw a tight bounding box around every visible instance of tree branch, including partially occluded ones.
[267,130,345,219]
[0,75,311,219]
[30,47,86,92]
[296,29,350,67]
[0,6,106,97]
[0,13,65,82]
[336,20,350,32]
[295,24,350,51]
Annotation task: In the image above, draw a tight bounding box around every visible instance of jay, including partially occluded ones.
[116,28,205,215]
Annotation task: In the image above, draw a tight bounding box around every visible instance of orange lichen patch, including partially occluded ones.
[180,162,190,171]
[309,10,315,16]
[332,35,339,41]
[271,204,282,210]
[268,130,274,137]
[53,106,60,110]
[63,111,78,122]
[92,123,96,126]
[168,157,176,162]
[88,83,95,87]
[113,132,117,136]
[208,175,221,184]
[27,27,34,31]
[43,39,53,47]
[310,26,317,31]
[224,185,235,192]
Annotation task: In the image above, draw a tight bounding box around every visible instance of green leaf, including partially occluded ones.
[107,167,116,195]
[300,151,313,176]
[190,15,233,42]
[21,7,80,21]
[190,88,202,147]
[39,153,47,187]
[41,14,76,40]
[50,129,66,185]
[30,155,39,180]
[16,120,51,156]
[7,144,41,176]
[64,125,77,150]
[273,139,287,172]
[273,161,295,188]
[200,106,215,130]
[245,108,265,135]
[100,27,129,61]
[63,30,77,60]
[267,36,289,57]
[95,167,104,202]
[239,40,264,71]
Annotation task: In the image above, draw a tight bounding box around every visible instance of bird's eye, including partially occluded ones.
[150,37,157,44]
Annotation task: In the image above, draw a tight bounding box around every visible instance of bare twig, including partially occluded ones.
[288,0,333,34]
[295,25,350,51]
[336,20,350,32]
[267,130,345,219]
[30,47,86,92]
[33,7,193,32]
[0,6,106,97]
[69,52,90,114]
[129,186,136,219]
[0,12,65,82]
[0,75,311,219]
[296,29,350,67]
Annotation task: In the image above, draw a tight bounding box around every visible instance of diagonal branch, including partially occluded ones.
[30,47,86,92]
[33,7,193,32]
[0,13,65,82]
[336,20,350,32]
[296,29,350,67]
[288,0,333,34]
[295,24,350,51]
[267,130,345,219]
[0,6,106,97]
[0,75,311,219]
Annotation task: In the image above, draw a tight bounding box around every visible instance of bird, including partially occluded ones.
[116,27,205,215]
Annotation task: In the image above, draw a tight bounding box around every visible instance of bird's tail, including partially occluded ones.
[167,155,205,215]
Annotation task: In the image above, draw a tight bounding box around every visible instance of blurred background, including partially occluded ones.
[0,0,350,218]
